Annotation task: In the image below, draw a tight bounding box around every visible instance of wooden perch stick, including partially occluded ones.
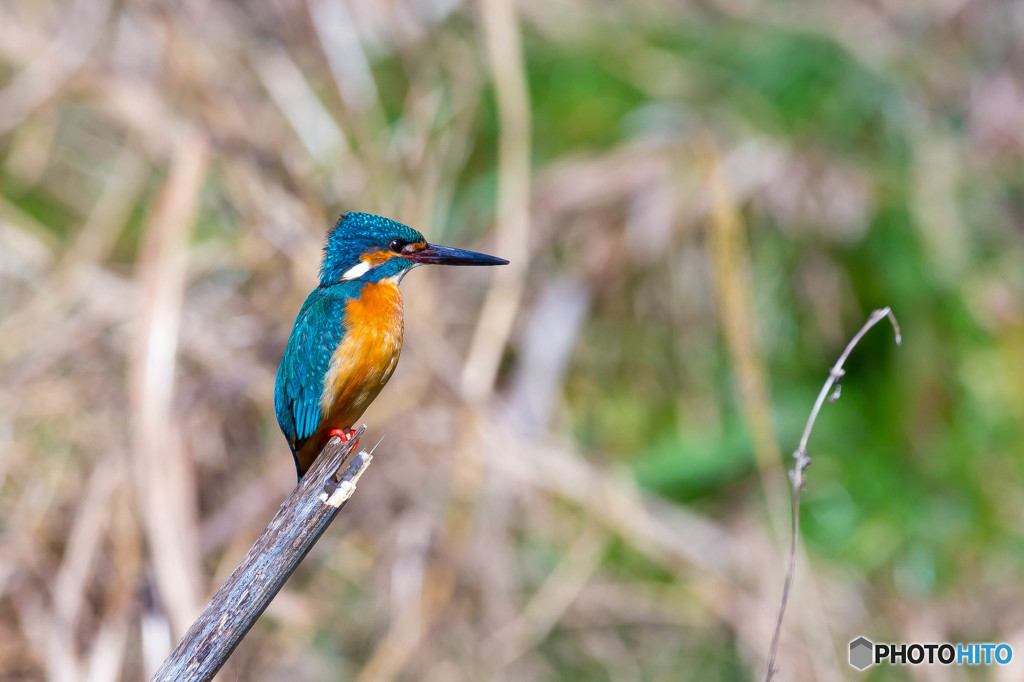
[153,429,372,682]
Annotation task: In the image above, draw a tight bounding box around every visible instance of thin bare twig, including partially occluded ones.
[764,307,901,681]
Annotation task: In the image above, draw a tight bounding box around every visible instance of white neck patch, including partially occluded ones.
[341,260,420,283]
[341,261,371,281]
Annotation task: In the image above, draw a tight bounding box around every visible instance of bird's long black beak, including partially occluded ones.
[409,243,509,266]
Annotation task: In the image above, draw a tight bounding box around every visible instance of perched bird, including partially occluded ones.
[274,212,508,477]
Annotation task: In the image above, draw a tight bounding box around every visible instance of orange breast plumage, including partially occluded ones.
[321,280,404,424]
[293,280,404,473]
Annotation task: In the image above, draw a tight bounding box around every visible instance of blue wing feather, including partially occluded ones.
[274,283,362,461]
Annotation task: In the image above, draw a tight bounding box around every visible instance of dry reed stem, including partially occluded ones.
[702,140,785,508]
[131,129,208,642]
[354,411,485,682]
[460,0,532,401]
[483,522,605,666]
[703,140,842,679]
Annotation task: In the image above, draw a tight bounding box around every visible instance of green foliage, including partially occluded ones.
[653,21,910,163]
[523,34,648,159]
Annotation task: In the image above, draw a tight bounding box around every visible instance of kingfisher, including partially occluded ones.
[274,212,508,478]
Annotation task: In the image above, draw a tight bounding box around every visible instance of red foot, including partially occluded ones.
[324,427,359,449]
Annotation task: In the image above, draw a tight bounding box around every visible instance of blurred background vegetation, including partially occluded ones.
[2,0,1023,680]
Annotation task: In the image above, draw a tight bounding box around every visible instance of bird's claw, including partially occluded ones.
[325,427,360,449]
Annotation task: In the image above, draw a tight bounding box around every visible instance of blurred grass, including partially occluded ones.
[2,0,1024,680]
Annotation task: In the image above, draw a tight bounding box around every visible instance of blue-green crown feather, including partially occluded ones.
[320,212,425,285]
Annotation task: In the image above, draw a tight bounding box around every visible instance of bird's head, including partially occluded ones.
[320,212,508,286]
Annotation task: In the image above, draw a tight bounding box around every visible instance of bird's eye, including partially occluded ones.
[388,239,407,254]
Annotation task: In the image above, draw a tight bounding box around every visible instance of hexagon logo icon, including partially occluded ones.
[849,637,874,670]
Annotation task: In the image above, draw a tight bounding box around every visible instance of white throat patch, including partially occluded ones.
[385,263,420,284]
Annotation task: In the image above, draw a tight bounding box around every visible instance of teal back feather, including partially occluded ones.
[274,281,363,466]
